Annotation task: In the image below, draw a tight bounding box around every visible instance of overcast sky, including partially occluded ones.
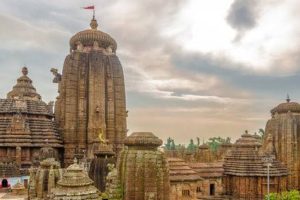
[0,0,299,145]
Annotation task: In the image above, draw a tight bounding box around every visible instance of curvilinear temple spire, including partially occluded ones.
[54,16,127,165]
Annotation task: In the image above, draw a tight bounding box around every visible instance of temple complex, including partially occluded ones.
[264,96,300,190]
[0,67,63,170]
[0,9,299,200]
[54,15,127,165]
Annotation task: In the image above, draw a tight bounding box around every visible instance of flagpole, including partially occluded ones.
[93,6,95,19]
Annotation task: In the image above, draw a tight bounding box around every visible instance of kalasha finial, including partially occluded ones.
[286,94,291,103]
[90,18,98,30]
[22,67,28,76]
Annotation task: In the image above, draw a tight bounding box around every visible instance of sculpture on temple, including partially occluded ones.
[50,68,61,83]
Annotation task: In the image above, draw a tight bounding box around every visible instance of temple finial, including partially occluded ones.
[286,94,291,103]
[90,17,98,30]
[22,67,28,76]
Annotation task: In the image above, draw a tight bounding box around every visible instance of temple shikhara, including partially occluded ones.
[0,12,299,200]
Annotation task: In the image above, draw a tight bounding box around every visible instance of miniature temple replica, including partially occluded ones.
[54,15,127,165]
[118,132,170,200]
[49,158,101,199]
[0,67,63,170]
[264,96,300,190]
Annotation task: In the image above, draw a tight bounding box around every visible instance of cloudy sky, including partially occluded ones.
[0,0,299,145]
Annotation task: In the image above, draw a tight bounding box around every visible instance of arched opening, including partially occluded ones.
[1,179,8,188]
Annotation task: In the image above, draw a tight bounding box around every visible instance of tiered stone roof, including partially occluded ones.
[70,17,117,52]
[190,162,224,178]
[50,159,101,199]
[168,158,202,182]
[223,132,288,177]
[0,67,62,148]
[7,67,41,100]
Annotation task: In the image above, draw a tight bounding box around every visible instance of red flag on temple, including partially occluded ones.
[83,5,95,10]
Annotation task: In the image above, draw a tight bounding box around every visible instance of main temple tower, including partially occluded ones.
[54,16,127,165]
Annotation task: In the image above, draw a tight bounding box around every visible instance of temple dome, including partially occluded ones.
[7,67,41,101]
[70,17,117,52]
[124,132,163,147]
[271,100,300,114]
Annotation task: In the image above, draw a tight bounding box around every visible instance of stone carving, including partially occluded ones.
[50,68,61,83]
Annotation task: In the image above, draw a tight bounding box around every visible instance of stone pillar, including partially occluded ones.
[16,146,21,167]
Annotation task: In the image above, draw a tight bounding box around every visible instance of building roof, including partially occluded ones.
[124,132,163,148]
[167,158,202,182]
[51,159,101,199]
[70,17,117,52]
[7,67,41,101]
[271,97,300,114]
[189,162,224,178]
[0,67,62,148]
[223,132,288,177]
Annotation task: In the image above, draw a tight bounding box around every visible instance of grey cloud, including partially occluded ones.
[226,0,260,41]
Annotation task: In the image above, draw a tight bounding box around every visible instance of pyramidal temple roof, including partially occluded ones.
[7,67,41,101]
[0,67,62,148]
[223,132,288,177]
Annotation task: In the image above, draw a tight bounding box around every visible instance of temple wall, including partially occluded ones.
[170,181,200,200]
[57,50,127,166]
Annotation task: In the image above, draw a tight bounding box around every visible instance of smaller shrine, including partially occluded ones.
[168,157,202,199]
[223,131,288,199]
[49,158,101,200]
[118,132,170,200]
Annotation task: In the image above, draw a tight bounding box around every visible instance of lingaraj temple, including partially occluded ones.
[0,15,299,200]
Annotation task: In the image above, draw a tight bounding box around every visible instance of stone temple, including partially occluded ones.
[0,67,63,169]
[264,96,300,190]
[54,16,127,165]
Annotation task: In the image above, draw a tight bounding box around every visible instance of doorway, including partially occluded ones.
[1,179,8,188]
[210,183,215,196]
